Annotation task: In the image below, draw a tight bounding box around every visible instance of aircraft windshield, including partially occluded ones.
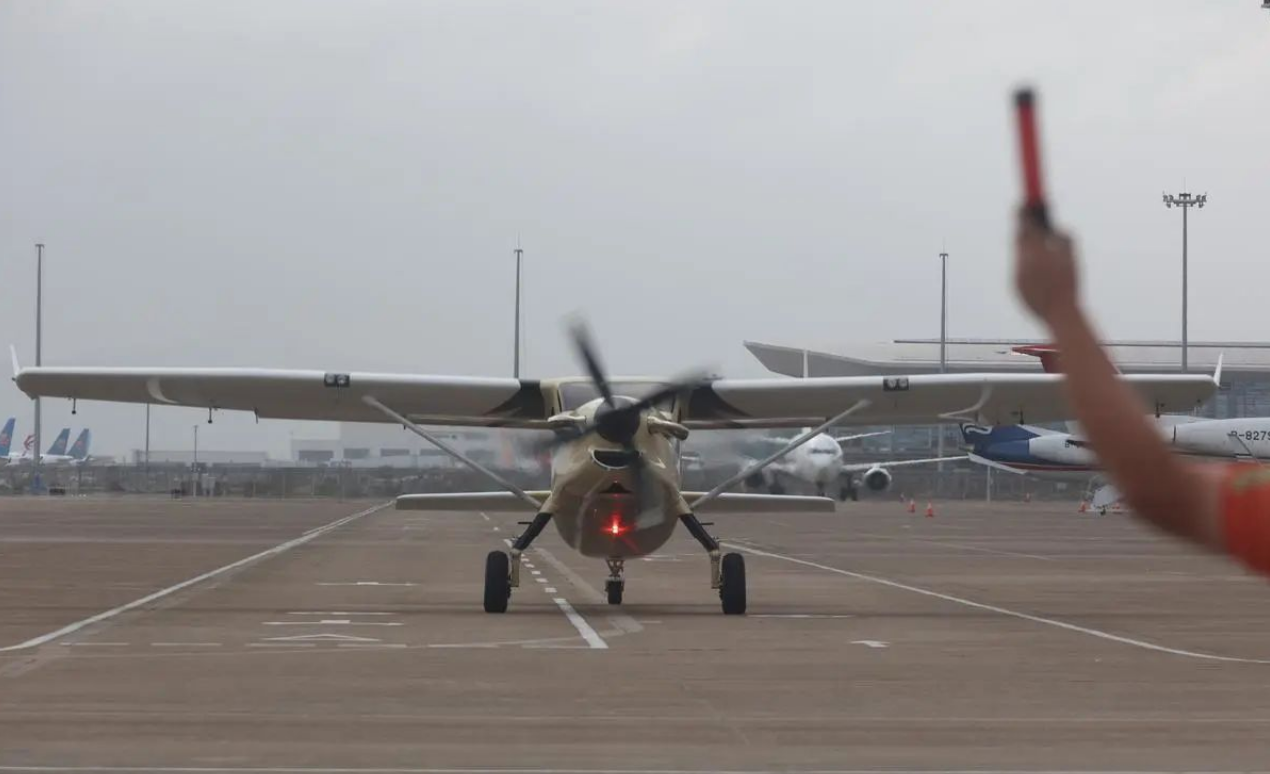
[559,382,676,411]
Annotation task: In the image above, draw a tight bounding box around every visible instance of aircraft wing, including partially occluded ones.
[833,431,890,446]
[841,455,968,472]
[13,365,1215,431]
[396,491,834,513]
[966,453,1030,475]
[397,492,550,511]
[681,372,1217,429]
[14,367,549,427]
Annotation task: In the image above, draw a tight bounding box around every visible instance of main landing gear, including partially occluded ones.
[679,512,746,615]
[484,512,553,614]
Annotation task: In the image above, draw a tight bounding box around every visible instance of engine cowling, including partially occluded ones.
[862,466,893,492]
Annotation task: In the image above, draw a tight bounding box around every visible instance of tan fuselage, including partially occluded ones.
[539,400,690,559]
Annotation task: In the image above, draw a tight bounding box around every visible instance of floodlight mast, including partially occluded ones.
[1162,191,1207,372]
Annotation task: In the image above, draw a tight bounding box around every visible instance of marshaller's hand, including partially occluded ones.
[1015,209,1080,325]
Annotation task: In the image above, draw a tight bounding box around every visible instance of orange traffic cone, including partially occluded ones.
[907,499,916,514]
[924,501,935,518]
[1078,500,1088,513]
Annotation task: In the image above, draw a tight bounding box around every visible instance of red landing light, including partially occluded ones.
[606,516,626,536]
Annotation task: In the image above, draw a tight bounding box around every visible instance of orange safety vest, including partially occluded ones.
[1221,464,1270,574]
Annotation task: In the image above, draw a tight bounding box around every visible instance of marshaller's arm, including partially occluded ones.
[1014,212,1223,550]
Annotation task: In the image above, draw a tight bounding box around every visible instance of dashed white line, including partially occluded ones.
[543,587,557,593]
[0,502,392,653]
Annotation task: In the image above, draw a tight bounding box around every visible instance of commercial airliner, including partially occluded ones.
[745,430,964,500]
[4,427,71,465]
[961,416,1270,507]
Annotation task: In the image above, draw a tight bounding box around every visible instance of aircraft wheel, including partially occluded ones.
[719,552,747,615]
[484,551,511,613]
[605,580,624,605]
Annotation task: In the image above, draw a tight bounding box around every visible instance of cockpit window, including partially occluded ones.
[809,447,837,455]
[559,382,677,411]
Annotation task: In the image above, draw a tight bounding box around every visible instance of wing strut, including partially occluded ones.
[361,395,543,509]
[689,399,872,509]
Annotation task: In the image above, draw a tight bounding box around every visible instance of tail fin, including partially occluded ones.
[0,418,14,457]
[46,428,70,456]
[69,429,91,460]
[959,423,1041,451]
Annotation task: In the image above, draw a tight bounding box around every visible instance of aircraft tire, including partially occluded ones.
[720,553,747,615]
[484,551,511,613]
[606,580,624,605]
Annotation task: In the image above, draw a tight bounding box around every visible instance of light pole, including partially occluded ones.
[939,251,948,374]
[32,243,44,493]
[1162,192,1207,372]
[938,251,949,476]
[513,242,524,378]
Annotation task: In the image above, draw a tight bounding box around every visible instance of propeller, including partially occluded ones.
[546,321,710,521]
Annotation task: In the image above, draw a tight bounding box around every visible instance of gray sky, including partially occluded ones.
[2,1,1267,457]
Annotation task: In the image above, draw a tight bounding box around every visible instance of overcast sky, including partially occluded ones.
[1,1,1267,457]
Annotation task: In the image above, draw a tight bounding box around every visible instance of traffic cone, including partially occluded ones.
[925,501,935,518]
[907,499,916,514]
[1078,500,1088,513]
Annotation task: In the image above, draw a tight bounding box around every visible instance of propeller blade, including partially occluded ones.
[569,321,616,407]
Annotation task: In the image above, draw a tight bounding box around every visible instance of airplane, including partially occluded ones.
[10,332,1217,614]
[0,417,14,458]
[960,415,1270,508]
[4,426,72,465]
[66,428,93,465]
[744,430,966,500]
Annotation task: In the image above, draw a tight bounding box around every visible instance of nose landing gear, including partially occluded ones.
[605,557,625,605]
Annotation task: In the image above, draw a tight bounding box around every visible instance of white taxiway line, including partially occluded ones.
[499,538,611,650]
[726,542,1270,665]
[0,502,392,653]
[551,597,608,650]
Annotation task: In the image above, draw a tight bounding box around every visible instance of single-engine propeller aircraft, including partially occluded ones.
[10,330,1217,615]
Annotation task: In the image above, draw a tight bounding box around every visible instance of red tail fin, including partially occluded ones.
[1012,345,1063,374]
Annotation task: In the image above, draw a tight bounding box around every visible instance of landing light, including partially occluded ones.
[607,516,626,536]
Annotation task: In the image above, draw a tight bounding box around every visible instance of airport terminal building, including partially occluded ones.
[746,338,1270,453]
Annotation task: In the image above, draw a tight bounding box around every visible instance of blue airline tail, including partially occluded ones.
[69,429,91,460]
[46,428,71,456]
[0,418,14,457]
[959,423,1042,452]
